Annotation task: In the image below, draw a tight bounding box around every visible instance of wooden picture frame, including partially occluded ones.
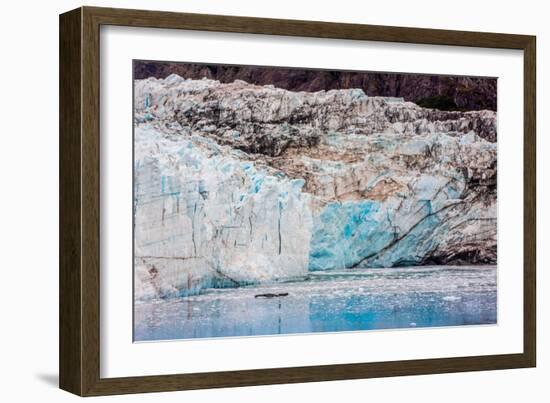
[59,6,536,396]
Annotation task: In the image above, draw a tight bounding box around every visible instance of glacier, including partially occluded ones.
[133,75,497,300]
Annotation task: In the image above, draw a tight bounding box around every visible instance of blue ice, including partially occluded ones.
[309,200,394,270]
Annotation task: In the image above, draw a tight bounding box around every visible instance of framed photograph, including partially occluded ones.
[59,6,536,396]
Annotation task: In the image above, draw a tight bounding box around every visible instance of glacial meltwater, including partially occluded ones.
[134,265,496,341]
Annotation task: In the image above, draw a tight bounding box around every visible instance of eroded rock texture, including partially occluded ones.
[134,75,497,300]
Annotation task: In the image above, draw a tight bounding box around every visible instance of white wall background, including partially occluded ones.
[0,0,546,401]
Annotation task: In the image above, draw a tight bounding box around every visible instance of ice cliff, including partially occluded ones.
[134,75,497,300]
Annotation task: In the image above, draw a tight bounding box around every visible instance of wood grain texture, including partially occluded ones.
[59,7,82,396]
[523,37,536,367]
[59,6,537,396]
[81,6,102,396]
[86,6,531,49]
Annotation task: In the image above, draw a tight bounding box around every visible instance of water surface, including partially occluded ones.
[134,265,496,341]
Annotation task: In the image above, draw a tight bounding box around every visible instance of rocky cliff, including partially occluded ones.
[134,75,497,300]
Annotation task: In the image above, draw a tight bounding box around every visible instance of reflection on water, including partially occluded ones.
[134,265,497,341]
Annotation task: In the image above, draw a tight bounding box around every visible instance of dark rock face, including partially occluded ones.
[134,61,497,111]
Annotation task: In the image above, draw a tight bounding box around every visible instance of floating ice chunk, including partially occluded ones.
[442,295,462,302]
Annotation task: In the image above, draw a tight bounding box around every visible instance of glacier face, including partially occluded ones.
[134,126,313,299]
[134,75,497,300]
